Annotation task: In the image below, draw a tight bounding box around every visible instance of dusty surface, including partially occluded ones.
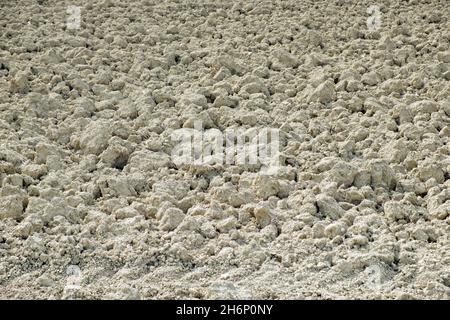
[0,0,449,299]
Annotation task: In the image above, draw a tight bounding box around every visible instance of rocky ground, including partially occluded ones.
[0,0,449,299]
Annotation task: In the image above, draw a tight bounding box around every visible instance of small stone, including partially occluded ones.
[348,235,368,247]
[157,207,185,231]
[216,216,237,233]
[383,201,419,222]
[37,275,55,287]
[21,164,47,179]
[362,71,381,86]
[181,92,208,108]
[411,228,429,241]
[307,80,336,104]
[417,162,444,183]
[114,206,140,220]
[316,194,344,220]
[9,72,29,94]
[79,120,112,155]
[429,204,449,220]
[437,52,450,63]
[254,205,272,228]
[0,195,24,220]
[252,174,280,200]
[366,160,396,189]
[272,49,299,68]
[329,161,358,187]
[324,221,347,238]
[409,100,438,114]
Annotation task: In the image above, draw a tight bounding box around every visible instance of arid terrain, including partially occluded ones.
[0,0,449,299]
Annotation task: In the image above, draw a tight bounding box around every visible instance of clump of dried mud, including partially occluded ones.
[0,0,449,299]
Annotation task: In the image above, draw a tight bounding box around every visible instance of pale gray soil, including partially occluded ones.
[0,0,449,299]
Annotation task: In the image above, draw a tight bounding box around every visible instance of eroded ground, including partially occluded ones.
[0,0,449,299]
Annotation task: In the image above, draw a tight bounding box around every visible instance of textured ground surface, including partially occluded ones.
[0,0,449,299]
